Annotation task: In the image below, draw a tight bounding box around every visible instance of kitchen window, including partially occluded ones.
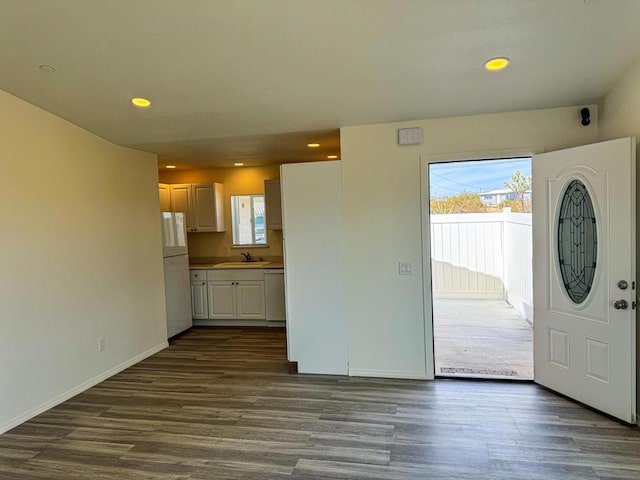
[231,194,266,246]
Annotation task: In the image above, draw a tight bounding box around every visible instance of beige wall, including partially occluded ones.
[0,90,167,433]
[599,54,640,412]
[600,56,640,142]
[340,106,599,378]
[159,165,283,259]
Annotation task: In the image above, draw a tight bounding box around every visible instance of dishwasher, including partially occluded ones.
[264,268,286,325]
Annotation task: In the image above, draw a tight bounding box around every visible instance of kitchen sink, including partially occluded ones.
[213,261,272,268]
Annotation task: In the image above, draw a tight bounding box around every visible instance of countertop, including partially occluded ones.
[190,262,284,269]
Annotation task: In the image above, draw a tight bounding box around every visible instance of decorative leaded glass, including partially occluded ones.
[557,179,597,304]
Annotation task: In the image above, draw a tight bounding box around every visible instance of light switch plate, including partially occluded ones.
[399,262,413,275]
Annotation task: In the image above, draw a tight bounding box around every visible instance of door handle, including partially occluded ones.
[614,299,628,310]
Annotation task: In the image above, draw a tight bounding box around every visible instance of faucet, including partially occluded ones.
[241,252,252,262]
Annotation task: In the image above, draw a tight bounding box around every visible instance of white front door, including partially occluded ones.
[532,137,636,423]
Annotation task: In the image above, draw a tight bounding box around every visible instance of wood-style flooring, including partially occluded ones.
[1,327,639,479]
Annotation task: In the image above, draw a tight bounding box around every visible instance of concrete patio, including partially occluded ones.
[433,298,533,379]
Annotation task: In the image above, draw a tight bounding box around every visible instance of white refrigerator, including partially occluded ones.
[161,212,192,338]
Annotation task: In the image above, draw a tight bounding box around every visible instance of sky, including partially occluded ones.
[429,157,532,198]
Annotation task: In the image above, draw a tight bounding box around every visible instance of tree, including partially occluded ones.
[504,170,531,212]
[430,191,486,214]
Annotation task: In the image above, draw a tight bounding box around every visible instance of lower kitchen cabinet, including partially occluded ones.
[201,268,266,324]
[190,280,208,319]
[235,281,266,319]
[207,281,236,319]
[190,268,281,324]
[207,280,265,320]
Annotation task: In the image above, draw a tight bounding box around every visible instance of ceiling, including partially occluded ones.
[2,0,640,169]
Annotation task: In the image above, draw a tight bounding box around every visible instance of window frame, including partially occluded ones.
[231,194,267,246]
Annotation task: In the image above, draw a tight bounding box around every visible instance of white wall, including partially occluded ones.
[0,90,168,433]
[600,56,640,142]
[281,161,348,375]
[341,106,598,379]
[599,54,640,414]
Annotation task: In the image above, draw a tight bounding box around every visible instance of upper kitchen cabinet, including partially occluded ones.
[167,183,225,232]
[264,179,282,230]
[159,183,171,211]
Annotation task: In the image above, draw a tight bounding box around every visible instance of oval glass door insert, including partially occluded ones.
[557,179,598,304]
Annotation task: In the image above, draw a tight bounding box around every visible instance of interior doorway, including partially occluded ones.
[428,157,533,380]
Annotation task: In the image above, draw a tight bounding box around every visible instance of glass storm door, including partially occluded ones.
[532,137,636,423]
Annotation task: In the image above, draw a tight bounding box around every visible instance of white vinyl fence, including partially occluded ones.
[430,211,533,323]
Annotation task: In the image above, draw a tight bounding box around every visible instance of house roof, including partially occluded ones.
[478,189,532,196]
[2,1,640,168]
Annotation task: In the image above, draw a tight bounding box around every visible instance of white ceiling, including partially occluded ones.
[2,0,640,169]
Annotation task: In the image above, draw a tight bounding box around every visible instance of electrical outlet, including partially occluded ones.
[98,337,106,352]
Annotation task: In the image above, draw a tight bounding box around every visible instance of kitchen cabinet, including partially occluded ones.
[207,280,265,320]
[205,269,266,320]
[190,281,208,319]
[168,184,191,220]
[189,270,208,319]
[235,281,267,319]
[167,183,225,232]
[207,281,237,318]
[159,183,171,211]
[264,179,282,230]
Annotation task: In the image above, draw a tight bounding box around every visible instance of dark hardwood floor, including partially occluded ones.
[1,327,639,479]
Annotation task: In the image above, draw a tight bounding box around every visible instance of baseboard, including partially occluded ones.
[0,341,168,435]
[298,365,349,375]
[266,321,286,327]
[193,319,267,327]
[349,368,429,380]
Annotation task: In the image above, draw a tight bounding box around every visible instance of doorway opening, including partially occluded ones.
[428,157,533,380]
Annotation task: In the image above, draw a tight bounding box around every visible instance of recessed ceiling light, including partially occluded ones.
[165,165,176,169]
[131,97,151,107]
[484,57,510,71]
[234,162,244,167]
[307,143,320,148]
[327,155,338,159]
[38,65,56,73]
